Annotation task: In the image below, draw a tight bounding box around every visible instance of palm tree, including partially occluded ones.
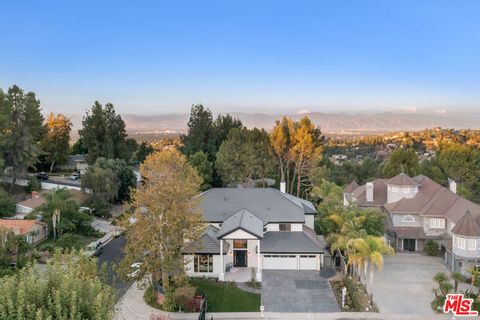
[346,235,395,292]
[327,209,368,253]
[450,271,464,292]
[433,272,453,298]
[467,266,480,287]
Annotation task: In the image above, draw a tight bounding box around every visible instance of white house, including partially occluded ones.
[183,187,324,282]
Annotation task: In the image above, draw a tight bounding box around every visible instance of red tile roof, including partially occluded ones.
[0,219,45,235]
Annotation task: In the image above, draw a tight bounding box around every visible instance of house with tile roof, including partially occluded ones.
[344,172,480,276]
[0,219,48,244]
[183,187,325,281]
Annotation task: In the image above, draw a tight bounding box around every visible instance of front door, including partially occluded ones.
[234,250,247,267]
[404,239,416,251]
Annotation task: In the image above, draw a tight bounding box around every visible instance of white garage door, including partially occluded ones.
[299,255,317,270]
[263,255,297,270]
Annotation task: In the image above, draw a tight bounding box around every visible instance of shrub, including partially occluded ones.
[425,240,440,256]
[0,188,16,217]
[84,197,112,218]
[172,286,196,311]
[26,177,41,193]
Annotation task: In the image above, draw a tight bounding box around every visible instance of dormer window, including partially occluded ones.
[402,187,410,194]
[430,218,445,229]
[391,187,399,193]
[402,215,415,223]
[279,224,291,231]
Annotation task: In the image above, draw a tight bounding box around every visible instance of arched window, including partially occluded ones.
[402,215,415,223]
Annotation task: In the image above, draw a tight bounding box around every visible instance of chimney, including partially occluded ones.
[31,191,39,199]
[366,182,374,202]
[280,181,286,193]
[448,179,457,194]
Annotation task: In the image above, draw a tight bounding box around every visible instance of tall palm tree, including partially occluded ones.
[346,235,395,292]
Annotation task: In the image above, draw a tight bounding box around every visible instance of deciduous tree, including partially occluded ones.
[382,147,419,178]
[119,149,203,310]
[40,113,72,171]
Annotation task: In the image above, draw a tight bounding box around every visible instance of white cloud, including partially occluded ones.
[436,109,447,114]
[297,109,310,115]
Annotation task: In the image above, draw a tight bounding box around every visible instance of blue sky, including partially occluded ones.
[0,0,479,115]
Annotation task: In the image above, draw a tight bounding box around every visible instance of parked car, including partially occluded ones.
[68,172,81,180]
[36,172,49,181]
[85,241,103,257]
[128,262,142,278]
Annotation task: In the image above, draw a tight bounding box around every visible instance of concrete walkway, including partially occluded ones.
[235,282,262,294]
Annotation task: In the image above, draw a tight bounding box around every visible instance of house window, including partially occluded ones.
[279,224,291,231]
[233,240,247,248]
[402,215,415,223]
[457,237,466,249]
[430,218,445,229]
[402,187,410,194]
[391,187,399,192]
[263,226,267,232]
[194,254,213,273]
[468,239,477,251]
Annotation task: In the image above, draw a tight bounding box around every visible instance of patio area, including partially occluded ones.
[224,267,254,282]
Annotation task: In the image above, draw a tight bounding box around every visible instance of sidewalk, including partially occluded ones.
[115,282,450,320]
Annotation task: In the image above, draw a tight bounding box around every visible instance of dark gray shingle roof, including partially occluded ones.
[200,188,315,223]
[183,225,230,254]
[217,209,264,239]
[261,226,324,253]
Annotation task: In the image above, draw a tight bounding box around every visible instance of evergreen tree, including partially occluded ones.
[0,85,44,191]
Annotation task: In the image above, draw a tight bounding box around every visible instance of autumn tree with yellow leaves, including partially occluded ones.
[40,112,72,171]
[270,116,324,197]
[119,149,204,310]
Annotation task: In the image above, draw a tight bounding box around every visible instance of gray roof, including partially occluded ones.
[67,154,86,165]
[261,226,324,253]
[217,209,264,239]
[200,188,315,223]
[183,225,230,254]
[387,173,418,187]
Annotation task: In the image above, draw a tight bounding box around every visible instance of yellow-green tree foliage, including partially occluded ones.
[0,250,116,320]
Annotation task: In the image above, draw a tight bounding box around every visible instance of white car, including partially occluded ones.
[128,262,142,278]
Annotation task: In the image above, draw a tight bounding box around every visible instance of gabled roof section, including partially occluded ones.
[183,225,230,254]
[387,173,418,187]
[200,188,311,223]
[344,181,359,193]
[451,211,480,237]
[217,209,264,239]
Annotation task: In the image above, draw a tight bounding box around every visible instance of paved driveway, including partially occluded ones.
[371,253,448,315]
[262,270,339,312]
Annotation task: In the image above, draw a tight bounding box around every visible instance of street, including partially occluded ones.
[97,236,134,300]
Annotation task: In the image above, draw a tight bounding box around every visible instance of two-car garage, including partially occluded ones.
[262,254,320,271]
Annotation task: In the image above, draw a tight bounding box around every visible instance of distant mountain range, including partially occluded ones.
[66,111,480,136]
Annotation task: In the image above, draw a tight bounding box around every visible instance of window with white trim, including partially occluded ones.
[402,215,415,223]
[402,187,410,194]
[430,218,445,229]
[391,187,399,192]
[468,239,477,251]
[193,254,213,273]
[457,237,466,249]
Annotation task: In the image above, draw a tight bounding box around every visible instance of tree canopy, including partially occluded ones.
[0,250,116,320]
[40,113,72,172]
[79,101,129,164]
[120,149,203,310]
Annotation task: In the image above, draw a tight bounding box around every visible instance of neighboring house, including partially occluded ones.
[183,187,324,282]
[58,154,89,174]
[16,193,46,214]
[344,173,480,276]
[0,219,48,244]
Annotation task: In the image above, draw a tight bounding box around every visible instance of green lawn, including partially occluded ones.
[191,278,261,312]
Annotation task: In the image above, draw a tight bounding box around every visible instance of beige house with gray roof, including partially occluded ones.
[344,173,480,276]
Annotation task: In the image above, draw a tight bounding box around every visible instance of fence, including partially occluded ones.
[198,294,208,320]
[337,249,348,275]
